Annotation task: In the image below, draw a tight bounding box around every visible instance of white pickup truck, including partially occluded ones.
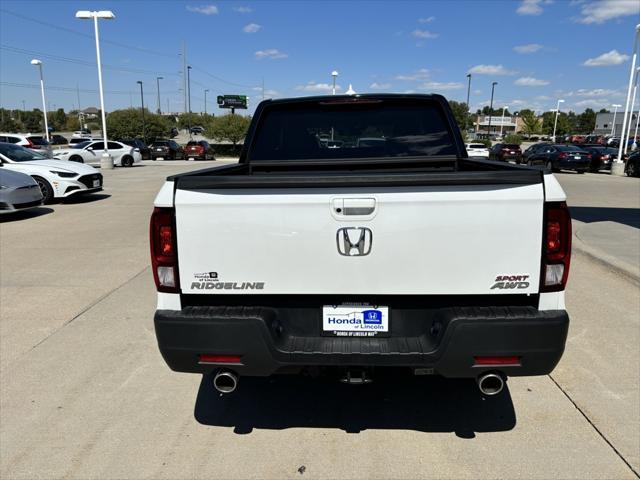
[151,94,571,396]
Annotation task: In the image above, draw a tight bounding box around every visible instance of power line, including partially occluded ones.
[190,65,258,90]
[0,81,180,96]
[0,8,177,59]
[0,44,179,77]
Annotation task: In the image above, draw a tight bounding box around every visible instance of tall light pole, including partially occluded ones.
[204,89,209,115]
[156,76,163,114]
[499,105,508,137]
[487,81,497,138]
[465,73,472,132]
[614,23,640,175]
[30,59,49,143]
[611,104,622,136]
[137,81,146,142]
[331,70,339,95]
[624,67,640,154]
[187,65,192,113]
[76,10,115,169]
[552,99,565,142]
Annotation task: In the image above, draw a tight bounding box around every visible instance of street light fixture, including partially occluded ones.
[552,99,565,142]
[614,23,640,175]
[137,81,146,142]
[500,106,508,137]
[76,9,115,169]
[156,76,163,115]
[611,104,622,136]
[30,59,49,143]
[331,70,339,95]
[487,81,497,138]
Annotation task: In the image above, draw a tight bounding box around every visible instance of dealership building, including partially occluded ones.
[474,115,522,136]
[594,112,639,136]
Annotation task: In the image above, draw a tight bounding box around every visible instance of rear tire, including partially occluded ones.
[546,160,555,172]
[69,155,83,163]
[627,162,637,177]
[121,155,133,167]
[33,176,54,204]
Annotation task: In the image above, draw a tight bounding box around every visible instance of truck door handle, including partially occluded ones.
[332,198,376,216]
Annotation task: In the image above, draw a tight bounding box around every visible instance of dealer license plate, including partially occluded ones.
[92,180,100,187]
[322,305,389,337]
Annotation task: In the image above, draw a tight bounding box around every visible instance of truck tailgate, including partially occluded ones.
[174,182,544,295]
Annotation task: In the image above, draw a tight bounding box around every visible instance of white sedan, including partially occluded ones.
[465,143,490,158]
[0,143,103,203]
[53,140,141,167]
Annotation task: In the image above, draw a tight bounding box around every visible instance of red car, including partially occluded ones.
[183,140,215,160]
[489,143,522,162]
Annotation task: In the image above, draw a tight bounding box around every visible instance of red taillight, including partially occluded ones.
[150,207,180,293]
[541,202,571,292]
[199,354,242,364]
[558,152,568,159]
[474,356,521,366]
[586,154,592,159]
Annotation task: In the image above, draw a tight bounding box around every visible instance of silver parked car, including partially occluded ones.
[0,168,44,214]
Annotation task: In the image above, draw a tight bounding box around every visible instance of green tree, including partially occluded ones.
[541,111,570,137]
[106,108,170,142]
[206,114,251,145]
[47,108,67,132]
[448,100,468,132]
[520,110,542,136]
[0,117,21,132]
[503,134,523,145]
[577,108,596,134]
[177,112,204,130]
[65,115,81,131]
[22,110,43,132]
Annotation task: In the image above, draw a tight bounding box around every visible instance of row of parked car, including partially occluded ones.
[465,141,639,176]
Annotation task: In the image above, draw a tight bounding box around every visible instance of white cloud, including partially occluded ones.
[418,16,435,23]
[243,23,261,33]
[514,76,550,86]
[411,29,438,39]
[468,64,517,75]
[576,0,639,24]
[395,68,430,81]
[516,0,552,16]
[254,49,288,60]
[252,87,279,98]
[575,88,619,97]
[419,81,464,91]
[234,6,252,13]
[186,4,218,15]
[295,81,341,93]
[513,43,543,54]
[369,82,392,90]
[574,99,612,108]
[583,49,629,66]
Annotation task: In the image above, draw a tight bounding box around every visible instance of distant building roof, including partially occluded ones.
[82,107,99,114]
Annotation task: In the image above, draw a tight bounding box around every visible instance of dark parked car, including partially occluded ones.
[521,143,550,164]
[50,134,68,145]
[626,150,640,177]
[580,145,618,172]
[489,143,522,162]
[526,144,591,173]
[183,140,215,160]
[150,139,183,160]
[122,139,150,160]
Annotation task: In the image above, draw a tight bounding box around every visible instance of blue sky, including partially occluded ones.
[0,0,638,115]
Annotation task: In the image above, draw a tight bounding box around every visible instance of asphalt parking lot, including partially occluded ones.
[1,161,638,479]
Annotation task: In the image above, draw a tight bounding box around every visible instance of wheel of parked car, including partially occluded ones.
[32,175,54,204]
[121,155,133,167]
[69,155,84,163]
[627,162,637,177]
[546,160,555,172]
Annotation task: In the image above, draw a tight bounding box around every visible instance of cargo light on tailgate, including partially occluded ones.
[541,202,571,292]
[150,207,180,293]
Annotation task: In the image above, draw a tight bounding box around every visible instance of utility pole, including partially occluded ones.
[137,80,145,142]
[187,65,192,113]
[156,76,163,114]
[487,81,497,138]
[182,41,187,114]
[204,89,209,114]
[465,73,472,132]
[262,77,265,101]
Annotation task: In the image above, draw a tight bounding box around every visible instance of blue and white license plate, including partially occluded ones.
[322,305,389,337]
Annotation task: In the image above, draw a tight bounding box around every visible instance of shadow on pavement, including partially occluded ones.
[62,193,111,204]
[194,372,516,436]
[570,206,639,229]
[0,207,54,222]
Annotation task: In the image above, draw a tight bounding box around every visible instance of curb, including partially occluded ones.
[572,233,640,285]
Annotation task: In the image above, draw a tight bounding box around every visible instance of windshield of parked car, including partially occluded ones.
[71,141,91,149]
[556,145,586,152]
[503,144,520,149]
[249,98,457,161]
[152,141,169,147]
[27,136,50,146]
[0,143,49,161]
[186,141,199,146]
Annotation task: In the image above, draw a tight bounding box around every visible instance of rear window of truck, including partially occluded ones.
[249,99,457,161]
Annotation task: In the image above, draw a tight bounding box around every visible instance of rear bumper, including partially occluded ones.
[154,305,569,378]
[557,160,590,171]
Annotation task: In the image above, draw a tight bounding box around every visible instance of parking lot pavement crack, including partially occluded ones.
[27,266,151,354]
[549,373,640,478]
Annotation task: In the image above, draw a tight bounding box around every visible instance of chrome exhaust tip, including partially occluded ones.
[477,372,505,396]
[213,370,238,394]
